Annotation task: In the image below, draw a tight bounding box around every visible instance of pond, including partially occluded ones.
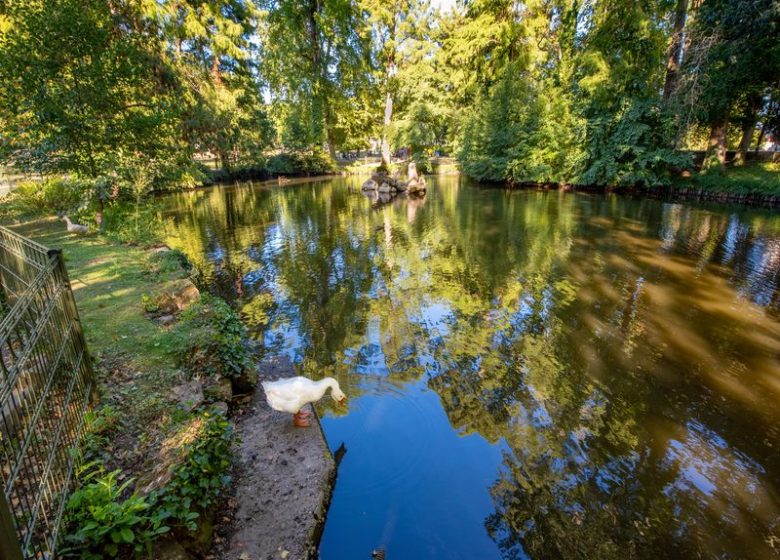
[161,176,780,559]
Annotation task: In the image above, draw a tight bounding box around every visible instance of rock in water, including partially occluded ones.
[361,179,378,191]
[408,175,427,197]
[378,182,392,193]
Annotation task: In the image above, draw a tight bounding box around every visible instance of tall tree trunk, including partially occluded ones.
[755,98,777,153]
[704,114,729,170]
[326,121,337,160]
[755,123,766,153]
[734,93,763,166]
[309,0,331,153]
[219,148,231,172]
[381,88,393,170]
[663,0,688,100]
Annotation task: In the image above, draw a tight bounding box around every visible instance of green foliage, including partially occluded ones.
[82,405,121,462]
[62,465,170,559]
[0,0,776,193]
[458,66,585,184]
[153,409,234,531]
[101,202,165,247]
[64,410,233,556]
[581,100,693,187]
[265,149,338,176]
[6,177,90,217]
[171,295,248,379]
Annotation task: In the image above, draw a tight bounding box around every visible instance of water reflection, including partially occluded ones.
[161,177,780,559]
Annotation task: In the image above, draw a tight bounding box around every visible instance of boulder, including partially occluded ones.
[361,179,378,191]
[378,182,392,193]
[408,175,427,197]
[156,279,200,314]
[212,401,229,417]
[395,181,408,192]
[203,377,233,403]
[170,379,204,412]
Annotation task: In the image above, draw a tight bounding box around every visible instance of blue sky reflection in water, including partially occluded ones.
[162,176,780,560]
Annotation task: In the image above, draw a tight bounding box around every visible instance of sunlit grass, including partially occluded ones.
[8,217,187,374]
[682,161,780,196]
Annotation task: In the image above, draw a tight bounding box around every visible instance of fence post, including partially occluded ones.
[48,248,96,395]
[0,492,23,560]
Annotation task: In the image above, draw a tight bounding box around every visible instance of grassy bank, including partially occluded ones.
[5,217,249,558]
[677,161,780,197]
[678,162,780,196]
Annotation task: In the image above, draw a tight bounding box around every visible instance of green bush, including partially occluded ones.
[581,99,693,187]
[62,465,170,559]
[101,202,165,246]
[153,409,234,531]
[171,295,248,379]
[8,177,89,217]
[266,148,337,176]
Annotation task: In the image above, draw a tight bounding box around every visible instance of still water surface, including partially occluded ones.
[161,176,780,559]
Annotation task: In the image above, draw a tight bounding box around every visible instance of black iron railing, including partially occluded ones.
[0,225,93,560]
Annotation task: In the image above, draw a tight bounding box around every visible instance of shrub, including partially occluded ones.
[266,148,337,176]
[581,99,693,187]
[62,465,170,559]
[8,177,89,217]
[101,202,164,246]
[170,295,248,379]
[153,409,234,531]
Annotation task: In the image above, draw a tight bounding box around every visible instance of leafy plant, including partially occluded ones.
[62,464,169,559]
[82,405,120,460]
[170,294,248,379]
[7,177,90,217]
[153,409,234,531]
[101,202,165,247]
[140,293,159,314]
[266,149,337,176]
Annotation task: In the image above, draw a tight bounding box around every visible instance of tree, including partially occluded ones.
[361,0,431,170]
[681,0,780,169]
[663,0,689,101]
[259,0,374,157]
[0,0,188,224]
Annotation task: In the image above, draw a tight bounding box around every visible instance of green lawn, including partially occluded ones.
[7,218,191,428]
[679,161,780,196]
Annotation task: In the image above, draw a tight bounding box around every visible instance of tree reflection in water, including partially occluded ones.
[161,177,780,559]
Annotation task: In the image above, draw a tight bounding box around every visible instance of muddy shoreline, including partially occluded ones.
[221,356,337,560]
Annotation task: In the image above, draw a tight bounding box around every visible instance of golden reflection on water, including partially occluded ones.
[161,177,780,559]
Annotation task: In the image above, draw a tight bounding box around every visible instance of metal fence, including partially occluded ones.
[0,225,94,560]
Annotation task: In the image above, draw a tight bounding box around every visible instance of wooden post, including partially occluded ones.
[0,491,24,560]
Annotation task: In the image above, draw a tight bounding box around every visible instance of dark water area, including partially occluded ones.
[160,176,780,560]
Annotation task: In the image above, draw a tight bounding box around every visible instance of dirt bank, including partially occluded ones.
[222,356,336,560]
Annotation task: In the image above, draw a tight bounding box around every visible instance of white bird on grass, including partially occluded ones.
[62,216,88,234]
[261,376,347,427]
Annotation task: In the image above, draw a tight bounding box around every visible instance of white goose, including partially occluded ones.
[261,376,347,427]
[62,216,88,234]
